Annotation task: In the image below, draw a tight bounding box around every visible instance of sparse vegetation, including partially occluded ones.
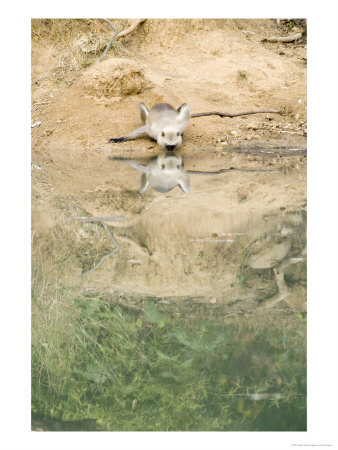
[31,193,307,431]
[31,19,131,84]
[238,70,247,79]
[32,294,306,431]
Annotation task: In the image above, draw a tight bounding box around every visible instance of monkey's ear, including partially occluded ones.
[139,103,149,122]
[177,173,190,193]
[156,154,166,169]
[177,103,190,123]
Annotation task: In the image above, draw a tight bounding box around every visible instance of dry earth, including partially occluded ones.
[31,19,307,315]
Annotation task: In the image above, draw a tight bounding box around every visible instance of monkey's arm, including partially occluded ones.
[139,173,150,194]
[177,173,190,192]
[190,109,280,118]
[108,125,149,143]
[109,157,150,173]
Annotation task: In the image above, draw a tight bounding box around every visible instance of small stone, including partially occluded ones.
[247,123,258,130]
[209,298,217,304]
[32,164,42,170]
[280,227,293,236]
[292,27,304,34]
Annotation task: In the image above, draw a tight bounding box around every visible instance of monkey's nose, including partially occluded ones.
[165,145,176,151]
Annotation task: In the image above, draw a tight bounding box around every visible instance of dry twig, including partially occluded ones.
[68,216,121,275]
[187,168,279,175]
[100,19,119,61]
[82,222,120,275]
[68,216,127,223]
[100,18,146,61]
[262,33,302,43]
[115,19,146,41]
[227,147,307,157]
[190,109,280,119]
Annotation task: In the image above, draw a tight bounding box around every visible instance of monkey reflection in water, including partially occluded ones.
[109,153,279,194]
[110,153,190,194]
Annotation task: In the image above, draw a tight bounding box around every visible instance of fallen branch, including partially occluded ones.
[227,147,307,157]
[100,19,119,61]
[68,216,121,275]
[68,216,127,223]
[262,33,302,43]
[190,109,280,119]
[187,168,279,175]
[101,18,118,32]
[82,222,120,275]
[259,267,290,309]
[100,18,146,61]
[189,238,235,243]
[115,19,146,41]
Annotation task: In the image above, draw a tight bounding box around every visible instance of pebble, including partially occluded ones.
[32,164,42,170]
[247,123,258,130]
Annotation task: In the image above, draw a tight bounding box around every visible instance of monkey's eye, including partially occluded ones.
[161,132,165,137]
[177,165,180,169]
[177,131,180,136]
[161,164,165,170]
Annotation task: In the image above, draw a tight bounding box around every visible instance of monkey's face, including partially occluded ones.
[156,154,183,171]
[157,126,183,151]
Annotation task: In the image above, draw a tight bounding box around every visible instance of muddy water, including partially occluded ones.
[32,148,307,431]
[80,151,306,315]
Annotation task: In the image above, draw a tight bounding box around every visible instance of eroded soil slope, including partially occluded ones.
[31,19,307,311]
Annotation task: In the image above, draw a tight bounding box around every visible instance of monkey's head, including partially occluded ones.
[151,154,189,193]
[157,126,183,151]
[156,153,183,171]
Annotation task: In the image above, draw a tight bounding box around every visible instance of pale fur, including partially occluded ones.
[119,154,190,193]
[109,102,190,151]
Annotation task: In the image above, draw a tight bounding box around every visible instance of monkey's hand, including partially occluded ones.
[108,137,125,143]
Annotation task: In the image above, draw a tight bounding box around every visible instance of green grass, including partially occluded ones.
[32,294,306,431]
